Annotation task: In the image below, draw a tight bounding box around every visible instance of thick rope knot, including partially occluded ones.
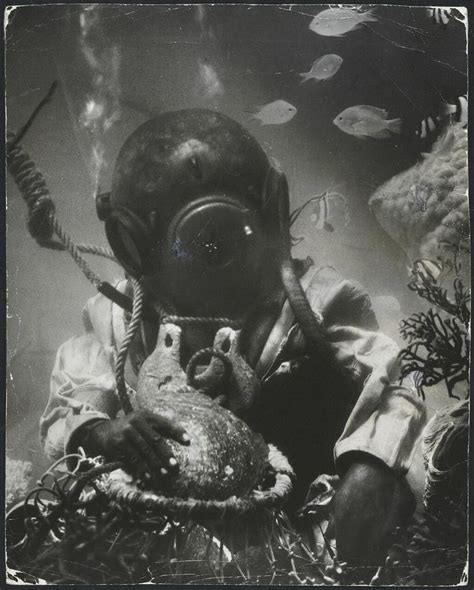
[7,142,56,244]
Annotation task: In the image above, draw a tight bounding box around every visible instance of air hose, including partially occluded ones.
[276,171,342,372]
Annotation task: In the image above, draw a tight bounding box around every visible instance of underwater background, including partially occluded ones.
[5,4,468,503]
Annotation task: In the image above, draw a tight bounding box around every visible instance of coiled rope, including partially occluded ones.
[6,83,240,325]
[7,81,244,413]
[6,137,117,282]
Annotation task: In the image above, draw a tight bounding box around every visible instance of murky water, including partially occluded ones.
[5,4,468,503]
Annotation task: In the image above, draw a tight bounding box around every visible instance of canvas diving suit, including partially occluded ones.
[40,264,426,510]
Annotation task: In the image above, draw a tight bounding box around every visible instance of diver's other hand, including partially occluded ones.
[81,409,190,480]
[334,453,415,566]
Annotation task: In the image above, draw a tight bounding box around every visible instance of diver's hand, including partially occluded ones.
[334,453,415,566]
[80,409,190,481]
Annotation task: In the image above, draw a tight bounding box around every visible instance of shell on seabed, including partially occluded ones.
[135,323,269,500]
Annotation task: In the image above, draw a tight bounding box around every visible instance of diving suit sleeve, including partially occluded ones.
[303,266,427,474]
[328,324,427,474]
[39,332,120,460]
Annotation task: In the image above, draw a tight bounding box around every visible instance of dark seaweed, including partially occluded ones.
[398,261,470,399]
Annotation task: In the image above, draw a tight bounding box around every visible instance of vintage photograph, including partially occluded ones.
[5,3,469,585]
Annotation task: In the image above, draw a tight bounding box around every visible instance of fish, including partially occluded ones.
[309,7,377,37]
[307,191,349,231]
[416,95,467,140]
[310,195,335,232]
[441,94,467,123]
[428,7,466,26]
[251,100,297,125]
[333,105,402,139]
[415,115,441,140]
[411,258,445,281]
[299,54,343,84]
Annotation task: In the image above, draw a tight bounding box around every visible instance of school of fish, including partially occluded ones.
[247,5,466,146]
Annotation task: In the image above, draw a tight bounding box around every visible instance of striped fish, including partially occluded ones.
[428,7,466,26]
[416,115,441,140]
[441,94,467,123]
[416,94,467,139]
[411,258,446,281]
[310,194,334,232]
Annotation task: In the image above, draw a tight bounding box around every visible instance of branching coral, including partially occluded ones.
[398,261,470,399]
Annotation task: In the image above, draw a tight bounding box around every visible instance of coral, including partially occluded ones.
[374,401,468,586]
[369,123,469,263]
[422,399,468,513]
[6,457,32,508]
[377,503,467,586]
[347,401,469,587]
[6,454,318,585]
[398,261,470,398]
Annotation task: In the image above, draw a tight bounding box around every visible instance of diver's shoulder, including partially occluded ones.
[304,266,378,330]
[82,279,128,345]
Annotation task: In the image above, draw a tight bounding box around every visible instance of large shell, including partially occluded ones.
[135,324,269,500]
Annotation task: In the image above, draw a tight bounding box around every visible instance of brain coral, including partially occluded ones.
[369,123,468,263]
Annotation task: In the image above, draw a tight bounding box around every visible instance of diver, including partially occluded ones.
[40,109,426,566]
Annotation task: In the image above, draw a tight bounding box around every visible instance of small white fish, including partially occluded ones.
[299,54,343,84]
[252,100,297,125]
[309,7,377,37]
[333,105,402,139]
